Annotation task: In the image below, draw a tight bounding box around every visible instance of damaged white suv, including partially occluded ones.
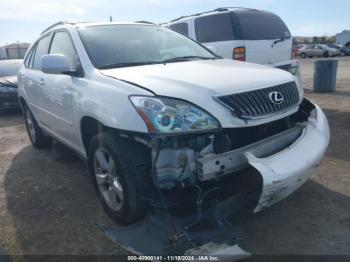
[18,22,329,253]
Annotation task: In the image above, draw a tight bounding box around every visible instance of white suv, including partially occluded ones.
[18,22,329,236]
[165,7,299,74]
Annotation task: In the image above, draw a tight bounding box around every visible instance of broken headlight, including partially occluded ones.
[130,96,219,133]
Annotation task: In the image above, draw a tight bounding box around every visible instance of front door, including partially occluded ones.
[41,30,83,149]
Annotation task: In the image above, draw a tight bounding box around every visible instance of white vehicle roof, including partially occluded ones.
[166,7,271,24]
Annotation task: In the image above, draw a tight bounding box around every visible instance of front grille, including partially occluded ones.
[217,81,299,118]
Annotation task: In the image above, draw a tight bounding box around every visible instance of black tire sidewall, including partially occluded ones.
[88,132,148,225]
[24,105,36,145]
[24,105,52,148]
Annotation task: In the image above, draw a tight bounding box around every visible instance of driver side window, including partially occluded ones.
[49,31,80,71]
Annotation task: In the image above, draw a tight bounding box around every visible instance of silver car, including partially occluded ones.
[298,44,340,58]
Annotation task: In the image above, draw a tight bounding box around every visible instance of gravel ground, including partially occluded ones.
[0,57,349,257]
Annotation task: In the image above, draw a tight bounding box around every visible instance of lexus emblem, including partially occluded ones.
[269,91,284,104]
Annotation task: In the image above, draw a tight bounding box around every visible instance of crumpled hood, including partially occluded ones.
[0,75,18,88]
[100,59,295,98]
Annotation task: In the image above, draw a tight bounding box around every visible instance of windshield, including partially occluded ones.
[235,11,291,40]
[78,25,217,69]
[0,60,22,77]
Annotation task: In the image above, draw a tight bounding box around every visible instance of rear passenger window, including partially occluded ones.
[195,13,234,43]
[49,31,80,70]
[234,11,291,40]
[24,46,35,68]
[32,35,51,69]
[169,23,189,36]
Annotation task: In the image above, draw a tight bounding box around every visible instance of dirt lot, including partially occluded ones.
[0,57,349,257]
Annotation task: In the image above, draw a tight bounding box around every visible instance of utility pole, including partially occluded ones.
[109,16,113,22]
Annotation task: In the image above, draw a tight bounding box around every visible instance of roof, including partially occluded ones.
[168,7,260,23]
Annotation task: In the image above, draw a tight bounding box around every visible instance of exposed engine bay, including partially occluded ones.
[150,99,314,192]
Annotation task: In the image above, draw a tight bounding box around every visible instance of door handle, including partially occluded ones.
[39,78,45,86]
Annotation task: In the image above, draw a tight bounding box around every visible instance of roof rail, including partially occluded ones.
[169,7,259,23]
[214,7,259,12]
[41,21,72,35]
[135,20,156,25]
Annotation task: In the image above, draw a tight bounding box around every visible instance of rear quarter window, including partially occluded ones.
[195,13,234,43]
[169,23,189,36]
[234,11,290,40]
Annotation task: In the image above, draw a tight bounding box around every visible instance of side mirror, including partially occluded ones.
[206,45,217,55]
[41,54,71,75]
[41,54,83,77]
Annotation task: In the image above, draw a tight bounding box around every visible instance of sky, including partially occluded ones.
[1,0,350,46]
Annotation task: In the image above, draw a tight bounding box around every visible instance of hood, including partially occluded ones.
[100,59,295,99]
[0,75,18,88]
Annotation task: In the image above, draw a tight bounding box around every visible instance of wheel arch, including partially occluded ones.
[80,116,110,154]
[19,96,27,111]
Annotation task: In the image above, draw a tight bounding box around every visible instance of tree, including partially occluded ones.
[312,36,320,44]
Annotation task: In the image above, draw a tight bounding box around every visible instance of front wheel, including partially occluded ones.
[323,52,329,58]
[88,132,152,225]
[24,105,52,148]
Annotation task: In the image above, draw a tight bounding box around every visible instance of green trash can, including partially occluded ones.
[313,59,338,92]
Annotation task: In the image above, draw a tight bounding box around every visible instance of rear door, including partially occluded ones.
[233,10,292,65]
[25,34,52,124]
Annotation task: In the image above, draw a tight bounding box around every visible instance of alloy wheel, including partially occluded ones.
[94,148,124,211]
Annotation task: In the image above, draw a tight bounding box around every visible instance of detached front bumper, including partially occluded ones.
[245,104,330,212]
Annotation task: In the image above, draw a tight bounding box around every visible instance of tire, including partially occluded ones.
[340,52,345,57]
[323,52,329,58]
[88,131,153,225]
[24,105,52,149]
[300,53,307,59]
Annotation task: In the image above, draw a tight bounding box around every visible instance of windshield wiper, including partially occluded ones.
[162,56,216,63]
[99,61,162,69]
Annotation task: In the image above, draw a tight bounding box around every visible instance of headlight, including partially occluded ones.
[0,86,17,93]
[130,96,220,133]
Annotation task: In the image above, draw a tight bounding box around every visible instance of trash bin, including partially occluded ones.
[313,59,338,92]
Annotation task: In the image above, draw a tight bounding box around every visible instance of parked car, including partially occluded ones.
[327,44,350,56]
[165,7,299,75]
[298,44,340,58]
[18,21,330,255]
[0,59,22,111]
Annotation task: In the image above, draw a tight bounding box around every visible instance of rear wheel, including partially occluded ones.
[300,52,307,59]
[24,105,52,149]
[88,131,152,225]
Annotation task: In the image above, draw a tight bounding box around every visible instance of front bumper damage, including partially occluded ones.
[99,103,330,259]
[250,104,330,212]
